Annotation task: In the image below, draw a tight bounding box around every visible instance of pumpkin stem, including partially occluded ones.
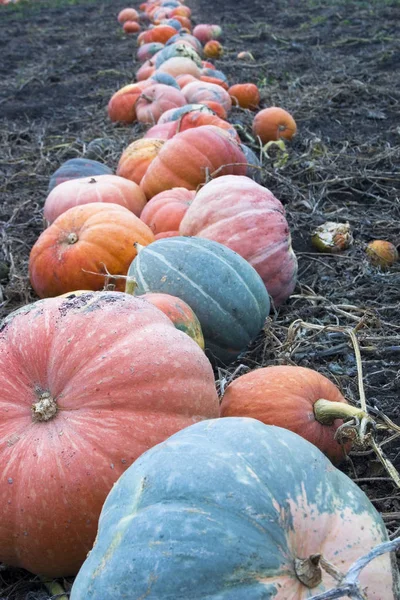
[313,399,368,425]
[134,242,145,254]
[125,276,138,295]
[32,391,57,422]
[38,575,69,600]
[67,232,79,245]
[294,554,322,588]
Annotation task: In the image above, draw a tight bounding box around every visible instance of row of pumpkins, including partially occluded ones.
[1,0,398,598]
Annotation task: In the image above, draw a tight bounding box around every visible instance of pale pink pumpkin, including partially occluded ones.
[43,174,148,224]
[182,80,232,112]
[179,175,298,306]
[136,83,187,124]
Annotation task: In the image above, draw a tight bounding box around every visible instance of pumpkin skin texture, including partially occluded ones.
[149,71,180,89]
[157,56,202,79]
[253,106,297,143]
[70,418,398,600]
[143,121,177,140]
[140,187,194,236]
[165,33,203,55]
[179,175,298,306]
[48,158,113,192]
[157,103,213,123]
[135,84,186,125]
[176,73,198,88]
[154,42,202,69]
[136,42,164,63]
[116,138,165,185]
[135,59,156,81]
[221,365,352,464]
[128,237,270,364]
[138,25,178,46]
[44,174,147,224]
[117,8,139,23]
[0,292,219,576]
[29,203,155,298]
[140,292,205,349]
[140,125,247,200]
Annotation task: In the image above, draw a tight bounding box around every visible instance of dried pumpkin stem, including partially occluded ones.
[125,276,137,296]
[31,392,57,422]
[313,399,368,425]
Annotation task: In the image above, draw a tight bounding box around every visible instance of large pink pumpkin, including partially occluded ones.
[179,175,298,305]
[43,174,148,224]
[0,292,219,577]
[182,80,232,112]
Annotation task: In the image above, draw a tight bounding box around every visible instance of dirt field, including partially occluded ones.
[1,0,400,597]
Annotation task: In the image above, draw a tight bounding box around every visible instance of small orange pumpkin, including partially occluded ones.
[29,203,155,298]
[366,240,399,268]
[228,83,260,110]
[117,138,165,185]
[123,21,141,34]
[118,8,139,23]
[200,75,229,90]
[107,82,150,123]
[140,188,195,237]
[204,40,223,59]
[138,25,178,46]
[252,107,297,143]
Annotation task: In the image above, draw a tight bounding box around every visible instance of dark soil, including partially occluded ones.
[1,0,400,597]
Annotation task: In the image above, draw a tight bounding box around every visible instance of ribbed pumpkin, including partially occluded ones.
[180,175,298,306]
[116,138,165,185]
[140,187,194,236]
[138,25,178,46]
[117,8,139,23]
[140,292,205,349]
[193,23,222,44]
[127,237,270,364]
[204,40,223,59]
[165,33,203,55]
[107,82,150,123]
[157,103,213,124]
[123,21,141,34]
[253,106,297,143]
[182,80,232,112]
[157,56,202,79]
[136,42,164,62]
[154,42,202,69]
[143,122,177,140]
[48,158,113,192]
[135,84,186,124]
[0,292,218,576]
[70,418,398,600]
[149,72,180,89]
[221,365,357,464]
[135,59,156,81]
[29,203,154,298]
[228,83,260,110]
[140,125,247,199]
[44,175,147,224]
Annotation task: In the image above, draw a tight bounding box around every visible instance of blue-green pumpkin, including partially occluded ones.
[48,158,113,192]
[149,72,180,89]
[127,237,270,365]
[154,42,202,69]
[70,418,398,599]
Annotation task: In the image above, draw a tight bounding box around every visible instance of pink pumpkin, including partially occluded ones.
[179,175,298,306]
[44,175,147,224]
[182,80,232,112]
[136,84,187,124]
[140,188,195,236]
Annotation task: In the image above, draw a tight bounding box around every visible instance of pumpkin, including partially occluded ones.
[0,292,219,576]
[143,121,177,140]
[170,5,191,18]
[135,84,186,124]
[139,292,204,349]
[228,83,260,110]
[116,138,165,185]
[366,240,399,268]
[240,143,262,183]
[29,203,154,298]
[48,158,113,192]
[159,18,183,31]
[165,32,203,55]
[117,7,139,23]
[201,67,228,86]
[176,73,198,88]
[180,175,298,306]
[199,75,229,90]
[140,125,247,199]
[182,80,232,112]
[252,106,297,143]
[122,20,141,34]
[220,365,357,464]
[176,110,239,141]
[157,56,202,79]
[157,103,213,123]
[127,237,270,364]
[135,59,156,81]
[202,60,216,69]
[107,82,150,123]
[136,42,164,63]
[154,42,202,69]
[44,175,147,224]
[140,187,194,236]
[193,23,222,44]
[168,14,191,30]
[201,100,227,119]
[137,25,178,46]
[204,40,223,59]
[70,417,398,600]
[149,72,180,89]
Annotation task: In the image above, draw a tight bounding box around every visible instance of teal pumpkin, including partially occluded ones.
[70,418,398,599]
[48,158,113,192]
[127,237,270,365]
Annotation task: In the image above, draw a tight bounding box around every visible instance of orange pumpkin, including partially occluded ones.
[118,8,139,23]
[182,80,232,112]
[123,21,141,34]
[143,122,177,140]
[201,100,227,119]
[170,15,191,30]
[140,188,195,236]
[140,125,247,199]
[200,75,229,90]
[228,83,260,110]
[220,365,355,464]
[176,73,198,88]
[138,25,178,46]
[135,84,186,124]
[44,175,147,224]
[117,138,165,185]
[107,82,150,123]
[170,5,191,18]
[29,203,155,298]
[366,240,399,268]
[252,106,297,143]
[204,40,223,59]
